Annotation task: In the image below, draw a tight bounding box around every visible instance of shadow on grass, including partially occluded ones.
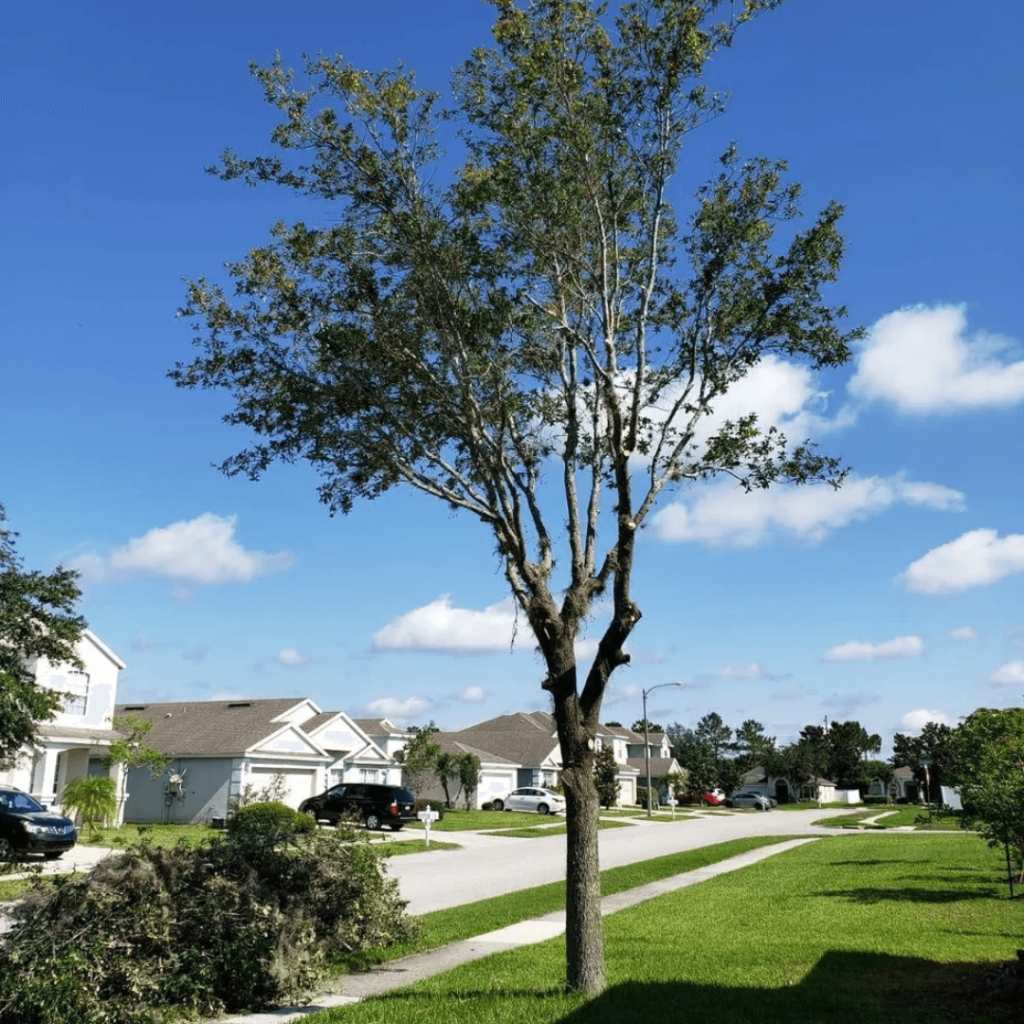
[551,951,1020,1024]
[354,952,1019,1024]
[819,886,1002,905]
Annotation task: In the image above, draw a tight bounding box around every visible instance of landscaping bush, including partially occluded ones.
[413,798,444,820]
[227,800,316,841]
[0,829,413,1024]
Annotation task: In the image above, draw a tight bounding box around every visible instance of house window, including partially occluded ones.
[61,671,90,715]
[360,768,379,784]
[330,769,345,785]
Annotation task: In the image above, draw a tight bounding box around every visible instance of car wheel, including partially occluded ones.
[303,807,320,824]
[365,813,381,831]
[538,803,549,816]
[492,799,504,812]
[0,837,17,861]
[44,851,64,860]
[724,800,733,808]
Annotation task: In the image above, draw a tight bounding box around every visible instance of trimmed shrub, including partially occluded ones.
[413,798,444,820]
[227,800,315,842]
[0,829,412,1024]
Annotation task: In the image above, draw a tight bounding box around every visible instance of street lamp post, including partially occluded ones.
[642,681,683,819]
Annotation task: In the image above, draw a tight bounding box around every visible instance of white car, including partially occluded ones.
[726,790,775,811]
[492,786,566,815]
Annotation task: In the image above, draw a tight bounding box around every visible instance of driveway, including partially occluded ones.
[388,809,849,914]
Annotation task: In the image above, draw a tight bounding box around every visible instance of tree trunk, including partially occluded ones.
[561,756,604,994]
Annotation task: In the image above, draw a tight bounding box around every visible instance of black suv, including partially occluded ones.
[299,783,417,831]
[0,785,77,860]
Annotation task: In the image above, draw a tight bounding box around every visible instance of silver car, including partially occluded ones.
[726,790,774,811]
[492,786,566,815]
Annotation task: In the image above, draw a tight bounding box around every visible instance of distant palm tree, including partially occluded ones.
[61,775,117,834]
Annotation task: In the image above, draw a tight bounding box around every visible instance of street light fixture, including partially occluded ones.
[642,681,683,819]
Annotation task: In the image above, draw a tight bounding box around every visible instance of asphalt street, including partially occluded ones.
[388,808,852,914]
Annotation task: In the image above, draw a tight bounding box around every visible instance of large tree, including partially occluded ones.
[951,707,1024,882]
[0,502,87,768]
[172,0,858,992]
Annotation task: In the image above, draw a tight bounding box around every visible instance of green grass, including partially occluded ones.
[79,823,217,848]
[487,819,636,838]
[815,807,963,831]
[377,838,462,855]
[407,810,562,831]
[331,836,792,972]
[318,834,1021,1024]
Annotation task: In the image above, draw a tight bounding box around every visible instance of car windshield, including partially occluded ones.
[0,791,44,812]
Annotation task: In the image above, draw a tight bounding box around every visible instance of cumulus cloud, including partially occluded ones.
[704,663,789,682]
[72,513,293,587]
[990,661,1024,687]
[898,529,1024,594]
[363,696,433,720]
[275,647,307,667]
[823,636,923,661]
[949,626,977,641]
[900,708,954,732]
[459,686,486,702]
[373,596,520,653]
[652,474,962,547]
[849,304,1024,413]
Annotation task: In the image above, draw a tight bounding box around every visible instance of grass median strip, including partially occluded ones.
[484,819,636,838]
[322,834,1019,1024]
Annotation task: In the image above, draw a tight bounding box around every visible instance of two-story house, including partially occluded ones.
[0,629,126,821]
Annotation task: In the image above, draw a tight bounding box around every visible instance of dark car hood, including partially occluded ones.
[5,810,76,829]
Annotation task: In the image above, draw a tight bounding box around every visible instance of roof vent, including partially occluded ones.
[227,702,253,709]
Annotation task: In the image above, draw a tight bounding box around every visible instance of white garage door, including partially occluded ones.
[249,768,317,809]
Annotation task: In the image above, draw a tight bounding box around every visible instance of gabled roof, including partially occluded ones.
[627,756,679,778]
[114,699,326,757]
[433,733,518,766]
[353,717,407,737]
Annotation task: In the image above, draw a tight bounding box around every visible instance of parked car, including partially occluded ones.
[0,784,77,860]
[725,790,775,811]
[701,792,722,806]
[491,786,566,815]
[298,783,417,831]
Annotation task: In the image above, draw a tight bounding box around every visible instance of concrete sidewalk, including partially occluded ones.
[217,836,821,1023]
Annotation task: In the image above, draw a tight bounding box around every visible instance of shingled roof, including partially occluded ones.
[114,699,320,756]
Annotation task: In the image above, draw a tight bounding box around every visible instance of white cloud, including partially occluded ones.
[130,633,161,652]
[459,686,486,702]
[373,595,520,653]
[823,636,923,662]
[182,644,211,662]
[72,513,293,586]
[900,708,954,732]
[363,696,432,720]
[652,474,963,547]
[898,529,1024,594]
[990,661,1024,686]
[949,626,977,641]
[275,647,307,667]
[709,663,780,680]
[849,304,1024,413]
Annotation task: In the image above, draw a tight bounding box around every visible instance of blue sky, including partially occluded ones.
[2,0,1022,755]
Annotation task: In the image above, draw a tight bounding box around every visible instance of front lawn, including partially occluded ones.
[407,809,559,831]
[487,819,636,838]
[78,823,217,848]
[318,834,1021,1024]
[815,807,963,831]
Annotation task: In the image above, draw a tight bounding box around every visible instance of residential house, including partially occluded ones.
[414,712,672,809]
[115,698,396,824]
[0,629,126,822]
[740,766,839,804]
[865,766,921,803]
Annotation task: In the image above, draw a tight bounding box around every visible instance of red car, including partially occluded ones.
[701,792,721,806]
